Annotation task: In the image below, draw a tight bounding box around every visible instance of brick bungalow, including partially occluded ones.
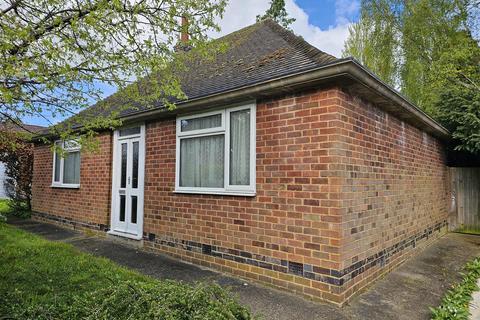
[31,19,450,305]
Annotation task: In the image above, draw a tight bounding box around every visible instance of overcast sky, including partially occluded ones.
[22,0,360,126]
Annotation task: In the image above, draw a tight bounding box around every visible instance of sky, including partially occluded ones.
[209,0,360,58]
[22,0,360,127]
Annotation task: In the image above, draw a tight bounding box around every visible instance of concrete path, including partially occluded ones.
[7,218,480,320]
[469,279,480,320]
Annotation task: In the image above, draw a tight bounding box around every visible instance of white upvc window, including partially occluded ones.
[52,140,81,188]
[175,103,256,196]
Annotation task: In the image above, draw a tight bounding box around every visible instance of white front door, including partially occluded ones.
[109,125,145,239]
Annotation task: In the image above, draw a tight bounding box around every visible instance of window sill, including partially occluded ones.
[51,184,80,189]
[174,189,256,197]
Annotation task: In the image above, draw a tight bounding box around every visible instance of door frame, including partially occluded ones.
[108,124,146,240]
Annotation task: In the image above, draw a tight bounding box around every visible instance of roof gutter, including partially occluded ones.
[121,58,449,140]
[344,59,449,138]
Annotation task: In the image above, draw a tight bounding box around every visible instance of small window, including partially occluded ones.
[180,114,222,132]
[175,104,256,196]
[52,140,81,188]
[119,126,141,137]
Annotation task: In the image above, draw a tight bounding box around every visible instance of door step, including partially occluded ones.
[107,231,144,249]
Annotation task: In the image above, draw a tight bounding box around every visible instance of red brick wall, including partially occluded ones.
[141,88,350,303]
[335,89,449,300]
[141,87,447,304]
[144,88,344,270]
[31,133,112,228]
[30,87,448,304]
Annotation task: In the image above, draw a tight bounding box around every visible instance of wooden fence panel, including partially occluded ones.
[451,167,480,232]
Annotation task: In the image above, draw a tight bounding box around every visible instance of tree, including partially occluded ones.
[343,0,480,153]
[343,0,399,86]
[0,0,227,145]
[256,0,296,29]
[434,32,480,153]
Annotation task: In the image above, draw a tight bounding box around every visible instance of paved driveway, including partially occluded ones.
[8,218,480,320]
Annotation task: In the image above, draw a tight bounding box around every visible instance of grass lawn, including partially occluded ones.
[0,223,252,320]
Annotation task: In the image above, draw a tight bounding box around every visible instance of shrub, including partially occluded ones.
[10,281,253,320]
[0,129,33,217]
[66,281,252,320]
[431,257,480,320]
[0,224,254,320]
[0,199,12,221]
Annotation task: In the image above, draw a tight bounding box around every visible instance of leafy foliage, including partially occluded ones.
[66,281,252,320]
[343,0,400,86]
[0,224,254,320]
[0,0,227,147]
[0,129,33,216]
[430,257,480,320]
[436,80,480,153]
[0,199,12,221]
[432,31,480,153]
[256,0,296,29]
[343,0,480,153]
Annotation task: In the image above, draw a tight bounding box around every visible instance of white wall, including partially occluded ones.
[0,162,8,199]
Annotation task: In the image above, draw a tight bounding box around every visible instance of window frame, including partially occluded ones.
[51,140,81,188]
[175,103,256,196]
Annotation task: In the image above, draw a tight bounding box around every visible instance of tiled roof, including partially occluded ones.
[0,122,45,133]
[177,19,337,102]
[81,19,339,120]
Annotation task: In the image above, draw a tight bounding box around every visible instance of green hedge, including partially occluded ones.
[0,223,254,320]
[431,257,480,320]
[0,199,11,221]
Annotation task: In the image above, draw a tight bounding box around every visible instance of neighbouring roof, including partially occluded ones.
[0,121,45,134]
